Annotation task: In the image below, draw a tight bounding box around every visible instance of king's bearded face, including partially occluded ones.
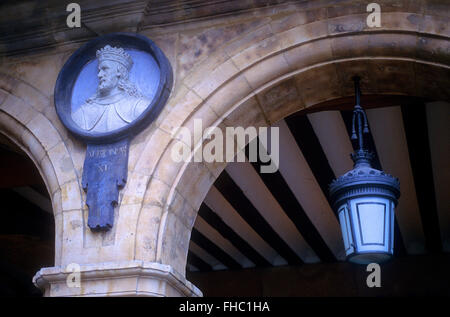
[97,60,121,96]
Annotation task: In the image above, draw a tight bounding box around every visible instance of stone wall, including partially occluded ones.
[0,0,448,296]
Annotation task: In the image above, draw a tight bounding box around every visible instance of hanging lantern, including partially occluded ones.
[329,77,400,264]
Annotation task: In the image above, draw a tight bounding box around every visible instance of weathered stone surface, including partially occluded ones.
[134,127,173,176]
[191,58,239,99]
[135,205,163,261]
[152,34,178,78]
[224,24,273,58]
[10,82,49,112]
[33,261,202,297]
[414,63,450,101]
[294,64,342,107]
[27,113,62,152]
[367,34,417,58]
[0,73,19,93]
[175,161,215,215]
[368,59,416,95]
[38,154,60,196]
[142,176,171,208]
[232,35,282,70]
[330,34,370,59]
[203,74,252,119]
[243,53,291,90]
[334,60,378,96]
[60,209,84,265]
[47,142,77,185]
[160,212,191,275]
[424,0,450,18]
[152,140,186,188]
[0,111,26,145]
[60,180,82,211]
[62,137,86,178]
[326,2,364,18]
[374,12,422,32]
[256,78,304,124]
[378,0,424,13]
[0,94,35,125]
[223,96,268,129]
[53,211,63,266]
[180,100,219,146]
[417,36,450,65]
[2,55,62,97]
[178,19,267,80]
[419,14,450,36]
[20,128,47,163]
[181,51,230,91]
[121,171,149,205]
[157,86,203,136]
[270,7,327,33]
[0,0,448,297]
[43,102,70,142]
[51,189,63,218]
[83,9,145,34]
[327,14,367,35]
[0,89,7,105]
[113,203,142,260]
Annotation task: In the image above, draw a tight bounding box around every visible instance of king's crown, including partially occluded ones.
[96,45,133,71]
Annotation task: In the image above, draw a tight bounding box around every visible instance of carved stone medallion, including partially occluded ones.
[55,33,173,231]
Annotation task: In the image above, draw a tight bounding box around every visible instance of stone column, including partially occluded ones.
[33,261,202,297]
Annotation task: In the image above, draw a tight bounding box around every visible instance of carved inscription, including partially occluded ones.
[82,139,129,231]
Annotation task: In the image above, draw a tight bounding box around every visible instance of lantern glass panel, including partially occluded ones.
[349,197,391,253]
[389,201,395,254]
[338,204,354,256]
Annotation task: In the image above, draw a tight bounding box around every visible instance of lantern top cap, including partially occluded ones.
[328,76,401,207]
[330,164,400,193]
[329,162,400,209]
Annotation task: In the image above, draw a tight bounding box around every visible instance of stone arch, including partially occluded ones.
[0,74,83,266]
[132,7,450,277]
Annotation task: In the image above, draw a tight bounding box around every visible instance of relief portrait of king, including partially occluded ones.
[72,45,150,133]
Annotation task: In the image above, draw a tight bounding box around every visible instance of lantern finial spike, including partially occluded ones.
[350,76,373,168]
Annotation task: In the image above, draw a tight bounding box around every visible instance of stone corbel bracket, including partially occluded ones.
[33,261,202,297]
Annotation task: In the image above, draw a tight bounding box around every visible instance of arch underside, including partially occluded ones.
[151,28,449,275]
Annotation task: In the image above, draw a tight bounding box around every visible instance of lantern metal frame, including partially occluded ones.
[329,77,400,264]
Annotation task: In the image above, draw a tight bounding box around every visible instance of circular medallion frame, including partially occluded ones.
[55,32,173,143]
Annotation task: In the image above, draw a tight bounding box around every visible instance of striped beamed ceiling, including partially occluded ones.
[186,99,450,273]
